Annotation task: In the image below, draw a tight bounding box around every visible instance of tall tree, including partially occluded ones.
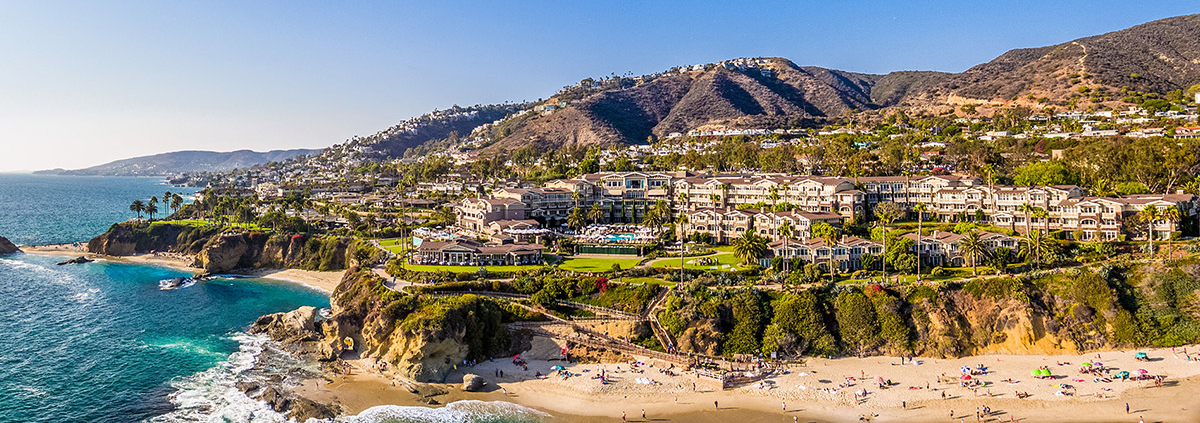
[872,202,901,281]
[959,230,990,276]
[1163,205,1181,259]
[587,203,604,225]
[778,219,794,276]
[1140,205,1161,256]
[567,207,586,231]
[913,203,929,282]
[129,200,145,220]
[1019,203,1035,235]
[1019,229,1053,269]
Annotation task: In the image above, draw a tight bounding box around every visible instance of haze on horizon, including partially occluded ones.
[1,0,1195,172]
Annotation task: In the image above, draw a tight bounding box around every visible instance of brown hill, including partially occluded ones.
[486,58,896,151]
[313,14,1195,156]
[930,14,1200,103]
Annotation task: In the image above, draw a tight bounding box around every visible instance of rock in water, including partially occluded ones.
[0,236,19,254]
[56,256,92,265]
[462,374,486,392]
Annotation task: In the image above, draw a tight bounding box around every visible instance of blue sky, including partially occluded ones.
[0,1,1196,171]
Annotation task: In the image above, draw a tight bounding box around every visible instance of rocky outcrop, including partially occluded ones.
[462,374,485,391]
[238,380,339,421]
[251,307,320,344]
[193,233,252,273]
[56,256,92,265]
[87,222,358,273]
[253,271,515,384]
[0,236,19,254]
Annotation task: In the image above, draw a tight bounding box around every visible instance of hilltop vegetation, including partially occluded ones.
[657,259,1200,359]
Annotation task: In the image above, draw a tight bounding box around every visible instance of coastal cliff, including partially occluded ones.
[0,236,20,254]
[665,260,1200,359]
[87,222,365,273]
[253,270,518,383]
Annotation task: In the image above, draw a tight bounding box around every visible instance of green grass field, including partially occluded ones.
[651,252,745,271]
[620,276,677,287]
[400,263,545,273]
[557,257,645,272]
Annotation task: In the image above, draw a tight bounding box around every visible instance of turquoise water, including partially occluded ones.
[0,174,331,422]
[0,174,201,246]
[0,174,547,423]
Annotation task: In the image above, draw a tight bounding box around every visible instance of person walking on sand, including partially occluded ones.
[715,400,719,409]
[782,401,786,412]
[1126,403,1130,414]
[621,411,626,421]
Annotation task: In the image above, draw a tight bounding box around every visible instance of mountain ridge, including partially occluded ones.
[37,148,324,176]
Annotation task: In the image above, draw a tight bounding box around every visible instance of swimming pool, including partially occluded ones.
[604,233,637,242]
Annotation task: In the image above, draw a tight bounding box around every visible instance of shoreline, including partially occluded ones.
[294,346,1200,423]
[20,243,344,294]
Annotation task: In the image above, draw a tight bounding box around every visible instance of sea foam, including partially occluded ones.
[341,400,550,423]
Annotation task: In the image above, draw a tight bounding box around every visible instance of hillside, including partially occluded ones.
[924,14,1200,105]
[472,14,1200,152]
[38,148,323,176]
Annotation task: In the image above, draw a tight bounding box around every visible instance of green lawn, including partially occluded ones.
[557,257,645,272]
[400,263,546,273]
[621,276,677,288]
[652,252,745,271]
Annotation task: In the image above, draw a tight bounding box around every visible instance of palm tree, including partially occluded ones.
[571,191,583,209]
[1163,205,1181,259]
[1032,207,1050,234]
[959,230,990,276]
[1140,205,1161,256]
[171,193,184,216]
[769,186,781,208]
[732,232,768,265]
[642,208,663,234]
[823,228,842,281]
[130,200,145,220]
[873,202,901,281]
[587,203,604,225]
[778,220,794,275]
[1019,203,1035,235]
[720,183,732,208]
[164,190,173,209]
[913,203,929,282]
[147,202,160,221]
[651,200,671,234]
[1019,229,1053,269]
[567,207,586,231]
[675,214,689,279]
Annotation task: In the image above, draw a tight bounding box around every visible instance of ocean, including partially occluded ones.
[0,174,547,423]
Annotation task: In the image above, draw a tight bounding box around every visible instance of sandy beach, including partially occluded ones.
[296,345,1200,423]
[20,243,345,294]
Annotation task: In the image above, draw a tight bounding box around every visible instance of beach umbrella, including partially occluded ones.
[875,376,884,383]
[961,374,971,380]
[1081,362,1092,367]
[1137,369,1148,374]
[1135,352,1148,358]
[1030,369,1039,376]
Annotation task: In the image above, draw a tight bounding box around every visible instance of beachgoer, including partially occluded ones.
[1126,403,1130,414]
[782,402,786,411]
[621,411,626,421]
[715,400,719,409]
[641,409,645,419]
